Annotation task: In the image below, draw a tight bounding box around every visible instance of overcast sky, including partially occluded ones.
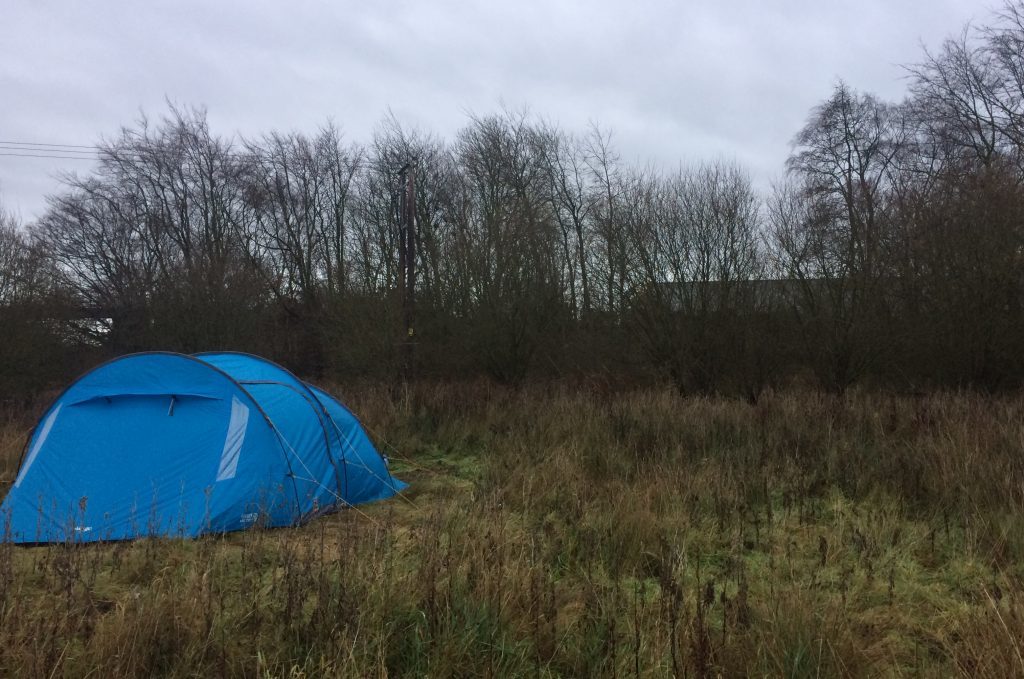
[1,0,988,221]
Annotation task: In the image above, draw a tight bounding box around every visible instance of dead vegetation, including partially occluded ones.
[0,382,1022,677]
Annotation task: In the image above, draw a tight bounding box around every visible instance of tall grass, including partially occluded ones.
[1,383,1023,676]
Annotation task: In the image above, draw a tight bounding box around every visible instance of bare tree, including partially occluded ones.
[586,124,628,315]
[0,196,79,396]
[0,202,23,305]
[536,122,596,317]
[453,108,563,382]
[35,107,265,353]
[629,161,765,394]
[778,83,904,390]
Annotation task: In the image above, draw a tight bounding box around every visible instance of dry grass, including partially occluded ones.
[1,383,1024,677]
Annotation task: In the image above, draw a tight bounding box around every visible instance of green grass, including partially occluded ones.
[2,384,1024,676]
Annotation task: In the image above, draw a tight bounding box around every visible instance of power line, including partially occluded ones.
[0,152,99,160]
[0,145,97,154]
[0,139,337,163]
[0,146,98,156]
[0,140,99,150]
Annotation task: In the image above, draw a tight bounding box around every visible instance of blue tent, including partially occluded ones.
[1,352,406,543]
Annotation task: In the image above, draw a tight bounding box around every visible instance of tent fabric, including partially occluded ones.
[1,352,406,544]
[308,384,401,505]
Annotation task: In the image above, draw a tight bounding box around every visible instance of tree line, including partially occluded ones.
[4,3,1024,398]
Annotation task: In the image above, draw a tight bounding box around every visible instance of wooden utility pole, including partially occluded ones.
[397,158,417,381]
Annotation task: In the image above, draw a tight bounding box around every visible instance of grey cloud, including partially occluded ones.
[1,0,984,220]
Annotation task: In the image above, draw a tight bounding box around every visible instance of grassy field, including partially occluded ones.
[1,383,1024,677]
